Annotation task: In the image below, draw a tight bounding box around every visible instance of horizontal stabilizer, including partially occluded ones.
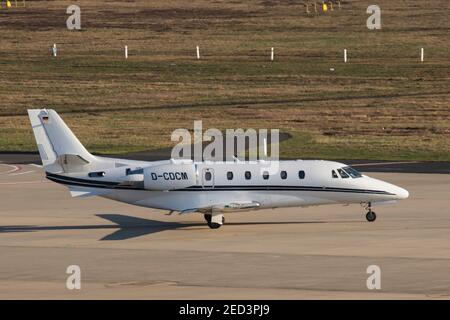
[68,186,111,198]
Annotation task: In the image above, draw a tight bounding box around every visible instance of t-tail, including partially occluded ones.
[28,109,105,173]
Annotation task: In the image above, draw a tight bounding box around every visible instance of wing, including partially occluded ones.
[180,201,261,214]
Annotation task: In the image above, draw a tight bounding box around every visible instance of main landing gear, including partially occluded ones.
[204,213,225,229]
[363,202,377,222]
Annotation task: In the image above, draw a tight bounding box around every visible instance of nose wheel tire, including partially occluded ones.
[366,210,377,222]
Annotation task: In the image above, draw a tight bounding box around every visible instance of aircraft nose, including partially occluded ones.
[392,185,409,200]
[370,177,409,200]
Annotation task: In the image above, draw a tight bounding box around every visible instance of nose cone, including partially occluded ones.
[368,177,409,200]
[392,185,409,200]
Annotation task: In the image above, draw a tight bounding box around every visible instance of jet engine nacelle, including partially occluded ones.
[143,163,196,191]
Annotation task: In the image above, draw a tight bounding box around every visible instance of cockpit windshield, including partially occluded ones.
[337,168,349,178]
[342,166,362,178]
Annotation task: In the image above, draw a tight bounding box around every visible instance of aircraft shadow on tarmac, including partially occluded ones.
[0,214,325,240]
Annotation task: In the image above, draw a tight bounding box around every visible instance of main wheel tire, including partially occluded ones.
[207,222,222,229]
[366,210,377,222]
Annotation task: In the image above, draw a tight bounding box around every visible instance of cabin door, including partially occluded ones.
[202,168,215,189]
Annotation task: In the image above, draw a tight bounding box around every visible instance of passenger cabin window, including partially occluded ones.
[298,170,305,179]
[245,171,252,180]
[332,170,338,178]
[262,171,269,180]
[205,171,212,181]
[280,171,287,179]
[337,168,349,178]
[227,171,233,180]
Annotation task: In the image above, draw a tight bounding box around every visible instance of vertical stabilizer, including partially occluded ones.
[27,109,97,173]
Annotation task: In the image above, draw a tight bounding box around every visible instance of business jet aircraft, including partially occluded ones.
[28,109,409,229]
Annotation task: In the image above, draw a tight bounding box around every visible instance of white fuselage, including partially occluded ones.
[46,158,409,213]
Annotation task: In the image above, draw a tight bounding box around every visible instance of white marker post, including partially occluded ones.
[344,49,347,63]
[271,47,274,61]
[196,45,200,60]
[125,45,128,59]
[420,47,424,62]
[52,43,57,57]
[263,137,268,157]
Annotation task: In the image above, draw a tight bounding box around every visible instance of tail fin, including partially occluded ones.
[28,109,97,173]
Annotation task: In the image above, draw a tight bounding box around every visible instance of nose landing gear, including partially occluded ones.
[363,202,377,222]
[366,210,377,222]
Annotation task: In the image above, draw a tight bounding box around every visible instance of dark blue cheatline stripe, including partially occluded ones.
[46,174,140,190]
[46,172,119,186]
[45,172,394,195]
[176,187,392,195]
[47,175,117,189]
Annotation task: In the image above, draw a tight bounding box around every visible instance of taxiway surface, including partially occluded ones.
[0,164,449,299]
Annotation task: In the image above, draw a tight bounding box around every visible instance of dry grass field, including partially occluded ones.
[0,0,448,159]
